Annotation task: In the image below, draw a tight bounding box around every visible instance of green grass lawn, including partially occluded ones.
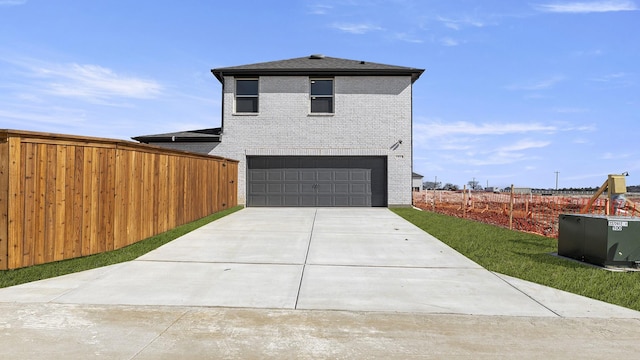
[0,206,243,289]
[392,207,640,312]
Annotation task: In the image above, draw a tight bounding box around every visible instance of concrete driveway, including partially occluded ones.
[1,207,638,317]
[2,207,640,358]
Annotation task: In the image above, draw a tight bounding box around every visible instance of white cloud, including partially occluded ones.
[415,121,557,139]
[535,0,639,13]
[437,16,487,30]
[0,56,164,104]
[440,37,460,47]
[330,22,383,34]
[589,72,635,87]
[470,154,528,166]
[506,75,565,90]
[552,107,589,113]
[457,140,550,166]
[495,139,551,152]
[565,124,597,132]
[600,152,633,160]
[34,63,163,101]
[590,72,630,82]
[308,4,332,15]
[393,32,423,43]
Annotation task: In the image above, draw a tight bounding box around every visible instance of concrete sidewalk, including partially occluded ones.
[1,207,640,358]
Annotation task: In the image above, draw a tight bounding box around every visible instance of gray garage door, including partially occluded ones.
[247,156,387,207]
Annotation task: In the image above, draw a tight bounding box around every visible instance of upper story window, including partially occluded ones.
[235,78,258,113]
[310,78,334,113]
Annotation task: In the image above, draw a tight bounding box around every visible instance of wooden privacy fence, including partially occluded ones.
[0,129,238,270]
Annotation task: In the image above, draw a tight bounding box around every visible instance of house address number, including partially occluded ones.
[608,220,628,232]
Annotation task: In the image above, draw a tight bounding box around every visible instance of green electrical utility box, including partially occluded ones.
[558,214,640,268]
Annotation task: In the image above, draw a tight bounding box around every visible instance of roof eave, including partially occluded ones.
[132,136,221,143]
[211,68,425,83]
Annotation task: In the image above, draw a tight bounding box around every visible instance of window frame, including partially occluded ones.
[309,78,334,114]
[234,78,259,114]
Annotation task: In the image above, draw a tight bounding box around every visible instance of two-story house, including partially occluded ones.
[208,55,424,207]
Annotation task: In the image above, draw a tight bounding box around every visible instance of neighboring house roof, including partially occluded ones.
[412,172,424,178]
[211,54,425,83]
[132,128,221,143]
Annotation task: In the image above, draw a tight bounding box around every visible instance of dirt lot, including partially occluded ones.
[413,190,640,238]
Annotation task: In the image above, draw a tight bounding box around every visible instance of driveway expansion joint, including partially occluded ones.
[294,209,317,310]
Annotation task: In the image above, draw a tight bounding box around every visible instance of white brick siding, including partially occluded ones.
[210,75,414,206]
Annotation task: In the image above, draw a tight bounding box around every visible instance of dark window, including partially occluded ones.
[310,79,333,113]
[236,79,258,113]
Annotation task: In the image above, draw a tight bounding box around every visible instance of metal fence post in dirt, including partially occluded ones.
[432,188,436,211]
[433,176,437,211]
[509,184,514,230]
[462,185,467,218]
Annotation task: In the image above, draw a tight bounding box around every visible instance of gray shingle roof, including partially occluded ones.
[132,128,221,143]
[211,55,424,83]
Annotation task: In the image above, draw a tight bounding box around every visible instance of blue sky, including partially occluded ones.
[1,0,638,189]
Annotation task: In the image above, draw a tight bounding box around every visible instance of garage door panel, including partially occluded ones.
[284,170,299,181]
[267,183,282,193]
[317,170,333,181]
[301,183,316,194]
[267,170,283,181]
[249,170,266,181]
[316,183,332,193]
[266,195,283,206]
[334,183,349,193]
[334,170,349,181]
[350,196,367,206]
[300,170,316,181]
[316,195,333,206]
[334,196,350,206]
[283,196,300,206]
[250,183,267,194]
[300,195,316,206]
[350,170,367,181]
[247,156,385,207]
[350,183,367,194]
[250,195,267,206]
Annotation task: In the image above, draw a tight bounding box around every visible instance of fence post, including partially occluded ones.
[509,184,514,230]
[432,188,436,211]
[463,185,467,218]
[0,137,8,270]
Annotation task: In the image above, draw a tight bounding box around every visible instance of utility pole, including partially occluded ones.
[554,171,560,190]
